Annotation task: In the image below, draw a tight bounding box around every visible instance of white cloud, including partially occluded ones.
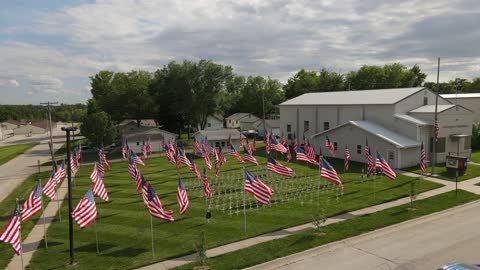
[0,79,20,87]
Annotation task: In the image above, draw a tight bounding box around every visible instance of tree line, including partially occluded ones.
[0,104,86,123]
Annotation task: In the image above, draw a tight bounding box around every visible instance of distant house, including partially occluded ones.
[118,119,157,130]
[30,119,56,130]
[225,113,260,130]
[254,119,282,138]
[192,129,246,151]
[13,124,46,135]
[441,93,480,123]
[200,113,224,130]
[118,120,177,153]
[1,120,20,130]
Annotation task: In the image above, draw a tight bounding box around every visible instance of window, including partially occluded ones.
[465,135,472,150]
[287,124,292,132]
[304,121,309,131]
[333,142,338,150]
[221,141,226,147]
[388,151,395,160]
[357,145,362,154]
[429,137,446,153]
[136,141,140,146]
[207,123,211,127]
[229,120,231,124]
[323,122,330,131]
[423,96,428,105]
[288,134,292,140]
[215,142,220,147]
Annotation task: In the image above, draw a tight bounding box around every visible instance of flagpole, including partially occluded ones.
[432,57,440,175]
[374,148,377,201]
[94,220,99,254]
[150,215,155,257]
[17,198,25,270]
[243,168,247,234]
[39,179,48,249]
[56,191,61,222]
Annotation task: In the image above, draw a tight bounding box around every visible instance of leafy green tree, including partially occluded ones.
[236,76,284,117]
[80,111,116,146]
[283,69,320,99]
[466,78,480,93]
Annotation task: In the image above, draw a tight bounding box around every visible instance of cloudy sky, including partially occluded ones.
[1,0,479,104]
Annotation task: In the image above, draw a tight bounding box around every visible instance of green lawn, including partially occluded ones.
[23,146,443,270]
[0,170,52,270]
[175,189,480,270]
[54,138,87,156]
[471,149,480,163]
[0,143,38,166]
[406,162,480,182]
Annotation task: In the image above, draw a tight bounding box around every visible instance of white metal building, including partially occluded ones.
[201,114,224,130]
[193,129,246,151]
[279,87,473,168]
[441,93,480,123]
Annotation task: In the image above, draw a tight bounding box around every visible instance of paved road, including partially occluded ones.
[0,126,67,203]
[251,200,480,270]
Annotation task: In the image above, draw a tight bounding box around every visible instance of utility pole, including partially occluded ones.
[40,101,58,161]
[432,58,440,175]
[61,126,77,266]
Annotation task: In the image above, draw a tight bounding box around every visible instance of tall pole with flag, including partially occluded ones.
[432,57,440,175]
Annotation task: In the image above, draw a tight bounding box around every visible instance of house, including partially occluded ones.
[200,113,224,130]
[0,120,20,130]
[225,113,260,130]
[192,129,246,151]
[13,124,47,135]
[279,87,473,168]
[441,93,480,123]
[118,119,157,131]
[254,119,282,138]
[122,126,178,153]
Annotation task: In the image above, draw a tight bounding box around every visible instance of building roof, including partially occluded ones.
[122,126,177,137]
[409,104,455,113]
[394,114,430,126]
[118,119,156,127]
[30,120,50,129]
[312,120,420,148]
[280,87,425,106]
[254,119,282,129]
[441,93,480,99]
[225,113,260,122]
[2,120,20,125]
[193,129,246,141]
[210,113,224,121]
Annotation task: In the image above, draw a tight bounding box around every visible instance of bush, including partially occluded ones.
[473,123,480,150]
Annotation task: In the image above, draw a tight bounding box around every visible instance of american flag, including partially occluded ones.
[420,142,426,174]
[296,146,319,166]
[325,136,335,156]
[239,133,244,146]
[89,163,109,201]
[97,158,105,177]
[193,138,203,155]
[203,167,212,198]
[161,138,166,152]
[146,138,152,155]
[141,142,147,158]
[286,145,292,162]
[365,139,375,176]
[344,146,350,171]
[75,144,82,162]
[203,136,209,154]
[54,161,66,183]
[267,156,293,177]
[187,156,202,181]
[218,146,227,165]
[176,178,189,215]
[320,158,343,190]
[72,187,97,229]
[122,140,128,160]
[230,145,244,163]
[245,138,252,154]
[130,150,145,166]
[212,147,220,177]
[434,120,439,142]
[270,135,288,154]
[142,181,174,222]
[244,146,259,165]
[99,146,110,170]
[70,153,78,176]
[376,151,396,180]
[265,131,271,155]
[203,150,212,170]
[0,201,21,254]
[252,138,257,152]
[165,147,175,165]
[244,170,273,205]
[293,133,298,152]
[305,143,316,161]
[177,148,191,167]
[42,170,58,200]
[21,182,43,222]
[128,155,142,194]
[281,134,286,146]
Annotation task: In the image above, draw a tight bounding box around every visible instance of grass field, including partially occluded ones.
[0,143,38,166]
[22,147,443,270]
[471,149,480,163]
[0,170,52,270]
[175,189,480,270]
[54,138,88,156]
[406,162,480,182]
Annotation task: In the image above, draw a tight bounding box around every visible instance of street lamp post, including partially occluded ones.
[61,126,78,265]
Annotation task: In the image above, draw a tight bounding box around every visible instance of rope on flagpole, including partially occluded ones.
[17,198,25,270]
[150,215,155,257]
[243,167,247,235]
[39,179,48,249]
[94,220,99,254]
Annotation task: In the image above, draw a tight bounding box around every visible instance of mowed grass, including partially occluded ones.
[471,149,480,163]
[0,170,52,270]
[26,148,441,270]
[0,143,38,166]
[175,190,480,270]
[406,162,480,182]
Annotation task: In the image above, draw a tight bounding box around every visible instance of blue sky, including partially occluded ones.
[0,0,479,105]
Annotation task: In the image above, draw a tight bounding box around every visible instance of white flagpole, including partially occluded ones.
[39,180,48,249]
[56,191,61,222]
[243,169,247,234]
[94,220,99,254]
[150,215,155,257]
[17,198,25,270]
[374,148,377,201]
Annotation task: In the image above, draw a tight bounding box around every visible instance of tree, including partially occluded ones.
[466,78,480,93]
[283,69,320,99]
[236,76,284,117]
[80,110,116,146]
